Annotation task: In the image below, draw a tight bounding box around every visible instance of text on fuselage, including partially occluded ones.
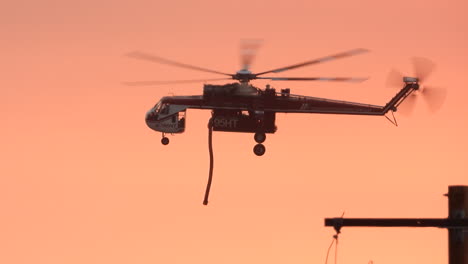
[213,117,238,128]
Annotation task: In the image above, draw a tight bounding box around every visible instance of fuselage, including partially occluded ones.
[145,83,389,135]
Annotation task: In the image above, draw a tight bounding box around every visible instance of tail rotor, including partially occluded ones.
[386,57,446,115]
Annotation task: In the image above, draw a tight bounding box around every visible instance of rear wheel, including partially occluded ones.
[161,137,169,145]
[253,144,266,156]
[254,132,266,143]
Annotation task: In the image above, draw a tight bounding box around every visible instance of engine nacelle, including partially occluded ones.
[203,83,240,98]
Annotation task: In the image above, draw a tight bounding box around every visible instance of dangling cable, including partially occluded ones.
[203,117,214,205]
[324,233,340,264]
[325,212,344,264]
[334,233,339,264]
[324,236,336,264]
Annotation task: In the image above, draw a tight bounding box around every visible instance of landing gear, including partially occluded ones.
[253,143,266,156]
[161,135,169,145]
[254,132,266,143]
[253,132,267,156]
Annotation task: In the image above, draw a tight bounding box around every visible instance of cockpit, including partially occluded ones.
[145,99,187,134]
[146,101,169,121]
[155,101,169,115]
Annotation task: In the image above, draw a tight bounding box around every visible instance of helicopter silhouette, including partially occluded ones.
[126,42,445,156]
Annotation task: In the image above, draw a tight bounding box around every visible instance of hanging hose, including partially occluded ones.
[203,117,214,205]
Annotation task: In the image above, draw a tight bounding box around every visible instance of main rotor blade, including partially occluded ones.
[412,57,435,83]
[126,51,233,77]
[254,48,369,76]
[422,85,447,113]
[122,78,231,86]
[257,77,368,82]
[240,39,262,70]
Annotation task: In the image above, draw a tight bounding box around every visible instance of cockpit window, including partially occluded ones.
[154,102,169,115]
[160,103,169,115]
[154,102,162,111]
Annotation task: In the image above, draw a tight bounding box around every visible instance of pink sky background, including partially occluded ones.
[1,0,467,263]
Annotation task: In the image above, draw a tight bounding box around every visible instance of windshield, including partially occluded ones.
[154,101,169,115]
[154,101,162,111]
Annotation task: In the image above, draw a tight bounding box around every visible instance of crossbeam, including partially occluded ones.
[323,186,468,264]
[325,218,468,231]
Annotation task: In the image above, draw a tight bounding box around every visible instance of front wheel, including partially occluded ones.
[161,137,169,145]
[253,144,266,156]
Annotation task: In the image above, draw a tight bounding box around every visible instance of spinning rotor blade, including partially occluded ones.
[257,77,368,82]
[421,85,447,113]
[398,93,418,116]
[254,48,369,76]
[126,51,233,77]
[412,57,435,83]
[240,39,262,70]
[122,78,231,86]
[388,57,446,115]
[386,68,404,88]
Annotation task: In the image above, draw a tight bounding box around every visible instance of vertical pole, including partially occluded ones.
[448,185,468,264]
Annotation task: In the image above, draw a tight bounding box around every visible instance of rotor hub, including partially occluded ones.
[234,69,256,82]
[403,77,419,83]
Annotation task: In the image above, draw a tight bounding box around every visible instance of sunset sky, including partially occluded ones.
[1,0,467,263]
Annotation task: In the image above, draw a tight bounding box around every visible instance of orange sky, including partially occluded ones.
[1,0,467,263]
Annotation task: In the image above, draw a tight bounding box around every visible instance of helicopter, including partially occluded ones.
[125,43,446,157]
